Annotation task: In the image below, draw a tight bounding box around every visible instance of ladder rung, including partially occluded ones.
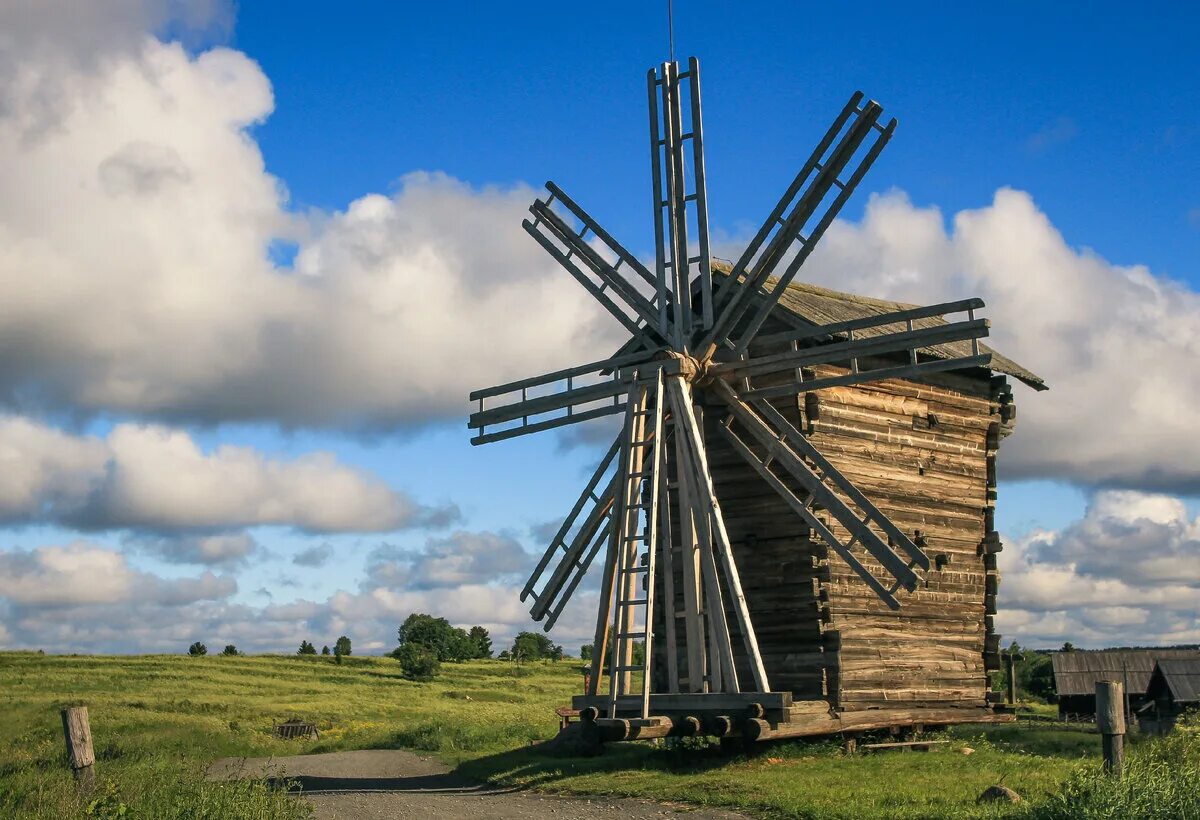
[613,664,645,672]
[629,470,654,478]
[621,566,650,575]
[614,631,648,639]
[617,599,648,607]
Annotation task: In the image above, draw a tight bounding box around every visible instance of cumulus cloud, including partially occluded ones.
[0,542,233,607]
[785,188,1200,492]
[0,19,619,431]
[997,490,1200,647]
[366,530,531,590]
[0,416,456,533]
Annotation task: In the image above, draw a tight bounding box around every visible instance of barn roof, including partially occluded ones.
[1148,659,1200,704]
[1051,649,1200,696]
[710,264,1046,391]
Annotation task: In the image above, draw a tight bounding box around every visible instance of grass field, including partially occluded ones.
[1,651,1196,819]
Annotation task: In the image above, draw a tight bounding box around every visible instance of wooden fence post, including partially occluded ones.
[1005,652,1018,706]
[1095,681,1125,777]
[60,706,95,787]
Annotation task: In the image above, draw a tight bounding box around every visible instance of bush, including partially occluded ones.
[187,642,207,657]
[393,643,441,681]
[221,645,239,656]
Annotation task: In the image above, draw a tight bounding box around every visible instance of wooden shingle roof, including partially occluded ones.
[1051,649,1200,697]
[1149,659,1200,704]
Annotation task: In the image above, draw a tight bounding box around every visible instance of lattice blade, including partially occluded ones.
[702,92,896,358]
[649,58,714,347]
[712,380,927,603]
[468,350,662,445]
[522,436,620,628]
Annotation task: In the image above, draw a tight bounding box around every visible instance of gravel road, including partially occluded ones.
[209,748,748,820]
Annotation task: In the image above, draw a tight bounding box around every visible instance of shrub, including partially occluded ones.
[393,643,440,681]
[334,635,352,657]
[187,642,207,657]
[221,645,239,656]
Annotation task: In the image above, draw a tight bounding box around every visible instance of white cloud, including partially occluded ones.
[997,490,1200,647]
[792,188,1200,492]
[0,23,619,431]
[0,415,456,533]
[0,542,233,607]
[366,531,531,590]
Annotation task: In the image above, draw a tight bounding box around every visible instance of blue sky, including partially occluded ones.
[0,1,1196,655]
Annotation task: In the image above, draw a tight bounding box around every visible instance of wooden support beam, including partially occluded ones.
[1096,680,1126,778]
[669,376,771,693]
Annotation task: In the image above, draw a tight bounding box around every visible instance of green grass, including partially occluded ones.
[2,651,1196,819]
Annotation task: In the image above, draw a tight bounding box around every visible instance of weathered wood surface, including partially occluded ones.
[61,705,95,784]
[1096,680,1126,777]
[658,330,1008,712]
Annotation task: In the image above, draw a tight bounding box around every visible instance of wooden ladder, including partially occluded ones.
[607,368,666,720]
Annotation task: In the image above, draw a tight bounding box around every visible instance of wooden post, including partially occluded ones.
[1095,681,1125,778]
[1005,652,1018,706]
[60,706,95,786]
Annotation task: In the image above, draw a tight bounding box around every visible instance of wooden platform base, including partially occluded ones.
[569,693,1013,744]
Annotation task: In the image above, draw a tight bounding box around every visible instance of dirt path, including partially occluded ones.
[209,749,749,820]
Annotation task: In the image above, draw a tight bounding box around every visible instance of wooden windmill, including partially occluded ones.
[469,58,1044,743]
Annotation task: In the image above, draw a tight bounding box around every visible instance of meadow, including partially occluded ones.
[1,650,1196,819]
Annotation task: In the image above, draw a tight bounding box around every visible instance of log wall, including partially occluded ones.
[660,347,1014,712]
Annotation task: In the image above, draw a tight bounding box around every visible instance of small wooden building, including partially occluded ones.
[1141,659,1200,733]
[1051,649,1200,719]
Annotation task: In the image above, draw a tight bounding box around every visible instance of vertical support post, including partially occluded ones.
[1096,680,1126,778]
[1005,652,1018,706]
[61,706,95,787]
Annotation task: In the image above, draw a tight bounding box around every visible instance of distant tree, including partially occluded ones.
[468,626,492,659]
[221,644,239,656]
[1061,642,1076,652]
[321,645,331,655]
[298,640,317,655]
[397,613,474,662]
[497,650,511,660]
[510,631,563,662]
[334,635,352,657]
[188,641,207,656]
[393,643,440,681]
[579,644,593,662]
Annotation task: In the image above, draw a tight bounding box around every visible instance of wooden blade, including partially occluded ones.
[743,354,993,402]
[529,193,667,339]
[711,380,927,597]
[468,350,665,445]
[522,438,620,628]
[701,93,896,358]
[711,319,990,381]
[668,375,771,692]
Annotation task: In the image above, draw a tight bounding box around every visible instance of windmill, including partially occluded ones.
[468,58,1016,736]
